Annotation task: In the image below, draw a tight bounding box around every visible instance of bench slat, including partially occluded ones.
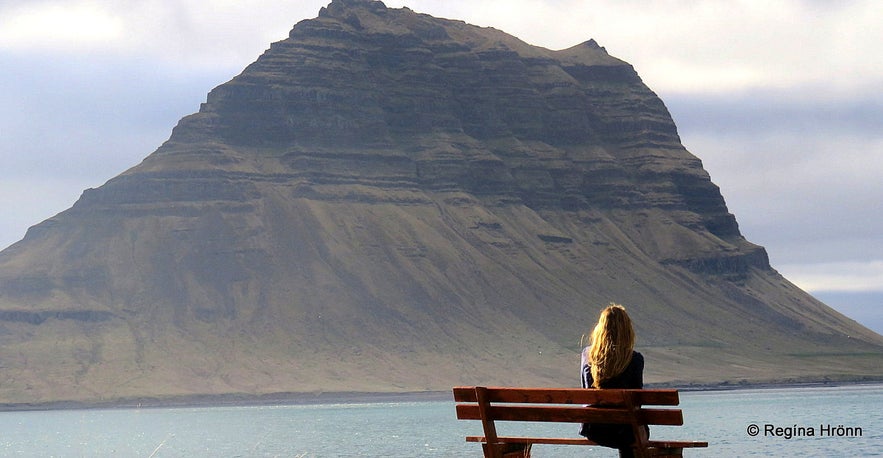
[456,404,683,426]
[453,387,680,406]
[640,408,684,426]
[466,436,708,449]
[457,404,633,424]
[466,436,595,445]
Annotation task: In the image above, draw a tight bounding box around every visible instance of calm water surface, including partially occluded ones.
[0,384,880,457]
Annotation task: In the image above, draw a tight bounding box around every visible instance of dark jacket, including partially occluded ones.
[579,349,645,449]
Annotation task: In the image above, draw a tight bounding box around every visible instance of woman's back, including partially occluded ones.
[579,304,645,458]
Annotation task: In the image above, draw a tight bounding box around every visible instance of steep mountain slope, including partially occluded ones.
[0,0,880,405]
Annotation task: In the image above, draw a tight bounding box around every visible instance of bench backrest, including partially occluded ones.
[454,386,685,455]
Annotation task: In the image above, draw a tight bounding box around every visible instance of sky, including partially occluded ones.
[1,0,881,333]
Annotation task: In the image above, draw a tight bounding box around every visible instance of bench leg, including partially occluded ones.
[483,442,532,458]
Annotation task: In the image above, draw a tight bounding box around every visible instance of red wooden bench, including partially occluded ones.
[453,386,708,457]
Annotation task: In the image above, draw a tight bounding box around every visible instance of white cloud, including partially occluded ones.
[391,0,883,94]
[0,0,327,68]
[0,2,126,50]
[676,123,883,270]
[779,260,883,293]
[3,1,881,92]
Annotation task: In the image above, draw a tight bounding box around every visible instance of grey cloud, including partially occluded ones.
[664,88,883,137]
[813,291,883,335]
[1,51,230,176]
[662,89,883,268]
[0,50,234,249]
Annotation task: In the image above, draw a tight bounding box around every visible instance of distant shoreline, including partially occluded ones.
[653,378,883,392]
[3,379,882,412]
[0,390,454,412]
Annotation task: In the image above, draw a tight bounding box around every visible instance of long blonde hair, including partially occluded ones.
[585,304,635,388]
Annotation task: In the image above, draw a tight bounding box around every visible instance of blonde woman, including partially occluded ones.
[579,304,645,458]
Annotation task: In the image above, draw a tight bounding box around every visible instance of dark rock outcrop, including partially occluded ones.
[0,0,880,404]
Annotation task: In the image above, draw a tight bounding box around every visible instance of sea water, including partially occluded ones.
[0,384,879,457]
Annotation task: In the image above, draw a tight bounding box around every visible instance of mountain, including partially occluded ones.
[1,0,880,405]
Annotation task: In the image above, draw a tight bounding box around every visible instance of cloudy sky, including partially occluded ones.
[1,0,881,332]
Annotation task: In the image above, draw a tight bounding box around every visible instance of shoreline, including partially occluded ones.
[653,378,883,392]
[0,390,455,413]
[3,378,882,412]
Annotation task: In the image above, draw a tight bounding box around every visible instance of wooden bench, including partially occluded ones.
[453,386,708,458]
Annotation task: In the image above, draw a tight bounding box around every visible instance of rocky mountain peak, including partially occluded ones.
[319,0,389,18]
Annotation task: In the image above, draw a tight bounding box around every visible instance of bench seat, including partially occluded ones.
[453,386,708,458]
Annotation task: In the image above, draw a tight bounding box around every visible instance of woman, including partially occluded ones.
[579,304,645,457]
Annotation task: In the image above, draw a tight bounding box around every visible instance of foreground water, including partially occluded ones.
[1,384,880,457]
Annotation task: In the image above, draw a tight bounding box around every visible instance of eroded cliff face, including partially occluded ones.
[0,0,880,404]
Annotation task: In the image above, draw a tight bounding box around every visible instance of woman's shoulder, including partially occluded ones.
[631,351,644,367]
